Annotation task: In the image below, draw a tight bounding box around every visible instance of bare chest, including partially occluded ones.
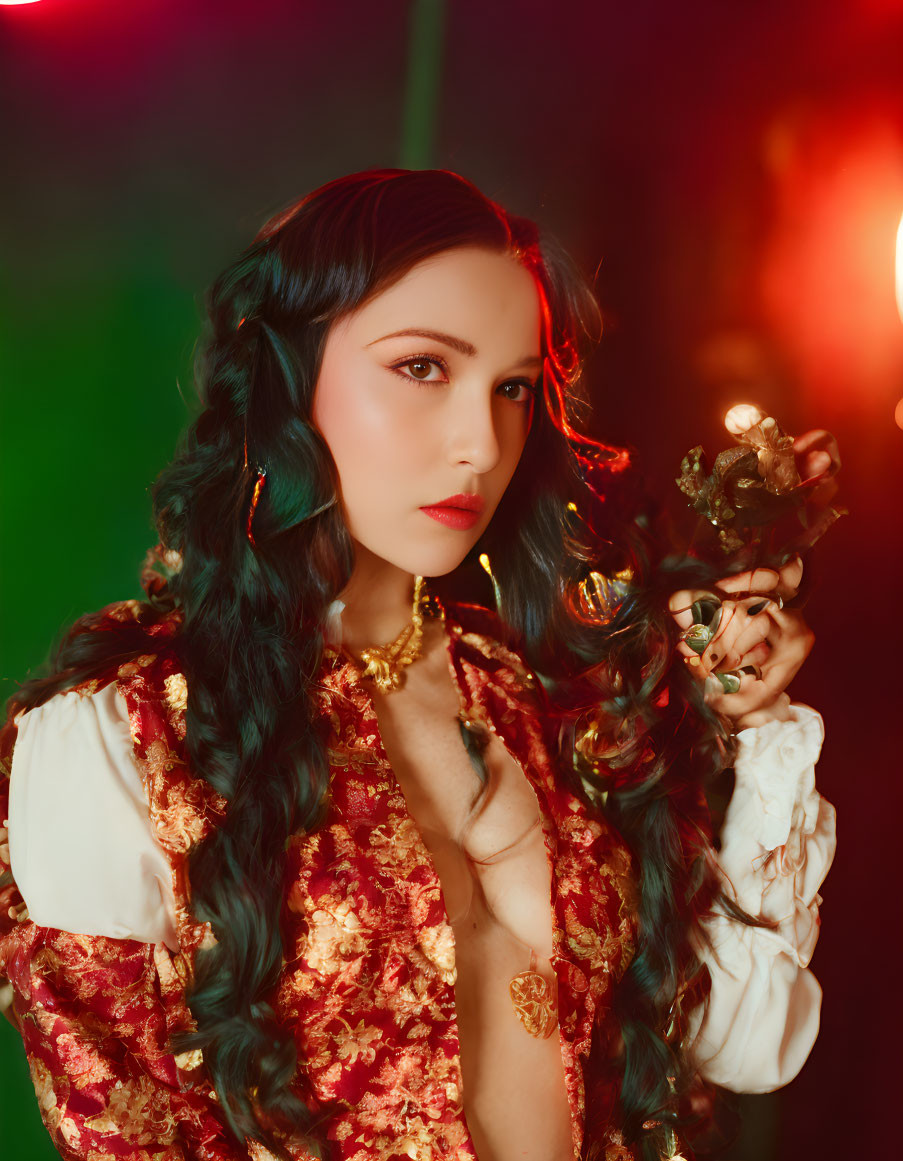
[368,670,575,1160]
[369,672,554,957]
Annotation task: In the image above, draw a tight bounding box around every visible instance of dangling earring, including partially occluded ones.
[242,438,337,548]
[243,433,268,548]
[246,470,267,547]
[478,552,502,609]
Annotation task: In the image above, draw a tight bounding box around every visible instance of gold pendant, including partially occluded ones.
[359,622,421,693]
[509,968,558,1039]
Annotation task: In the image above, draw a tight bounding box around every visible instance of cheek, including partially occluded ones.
[312,367,429,497]
[496,407,532,478]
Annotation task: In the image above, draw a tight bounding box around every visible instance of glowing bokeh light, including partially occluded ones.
[895,397,903,431]
[0,1,44,5]
[760,109,903,401]
[896,211,903,324]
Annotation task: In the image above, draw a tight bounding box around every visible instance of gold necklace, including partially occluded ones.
[356,575,433,693]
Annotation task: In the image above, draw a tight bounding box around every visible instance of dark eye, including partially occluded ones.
[499,380,536,406]
[389,356,447,384]
[407,359,436,380]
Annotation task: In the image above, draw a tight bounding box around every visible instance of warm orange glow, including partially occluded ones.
[760,108,903,400]
[897,211,903,324]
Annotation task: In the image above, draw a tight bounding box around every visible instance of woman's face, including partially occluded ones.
[311,246,543,578]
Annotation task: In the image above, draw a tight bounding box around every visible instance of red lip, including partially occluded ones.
[419,494,484,531]
[425,493,484,513]
[420,506,481,530]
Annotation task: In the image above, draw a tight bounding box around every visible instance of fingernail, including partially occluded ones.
[748,599,771,616]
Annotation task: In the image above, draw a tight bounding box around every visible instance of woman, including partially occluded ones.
[0,168,835,1161]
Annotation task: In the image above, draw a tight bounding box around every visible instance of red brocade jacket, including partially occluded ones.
[0,600,642,1161]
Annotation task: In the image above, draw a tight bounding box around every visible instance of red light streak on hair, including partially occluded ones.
[524,255,632,486]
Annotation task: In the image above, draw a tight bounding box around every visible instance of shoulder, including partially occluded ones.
[7,682,181,949]
[2,597,198,950]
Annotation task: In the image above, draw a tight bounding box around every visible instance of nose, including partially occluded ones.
[445,389,503,475]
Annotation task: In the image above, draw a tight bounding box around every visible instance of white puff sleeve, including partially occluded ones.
[7,683,180,952]
[687,703,836,1092]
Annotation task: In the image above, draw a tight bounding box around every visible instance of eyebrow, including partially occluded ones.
[367,327,542,369]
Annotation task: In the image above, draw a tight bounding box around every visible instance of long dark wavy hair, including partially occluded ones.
[5,168,733,1160]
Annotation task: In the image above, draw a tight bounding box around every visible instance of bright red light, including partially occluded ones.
[759,107,903,403]
[896,211,903,324]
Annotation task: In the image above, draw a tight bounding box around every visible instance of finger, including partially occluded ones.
[707,611,773,673]
[702,655,792,717]
[700,606,813,722]
[669,588,696,626]
[697,597,772,674]
[716,555,803,602]
[757,605,814,676]
[735,609,812,706]
[792,428,833,455]
[792,428,841,480]
[678,599,745,676]
[706,682,794,729]
[801,449,832,476]
[716,568,781,597]
[774,555,804,600]
[669,588,723,631]
[701,667,766,713]
[678,641,710,682]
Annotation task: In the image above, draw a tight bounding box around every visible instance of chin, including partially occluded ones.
[408,546,476,579]
[356,537,478,580]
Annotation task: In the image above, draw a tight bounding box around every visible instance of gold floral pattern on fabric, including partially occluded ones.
[0,597,642,1161]
[164,671,188,711]
[0,603,254,1160]
[2,925,240,1158]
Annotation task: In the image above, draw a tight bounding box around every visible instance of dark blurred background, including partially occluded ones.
[2,0,901,1157]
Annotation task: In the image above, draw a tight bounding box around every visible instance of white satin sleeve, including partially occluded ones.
[6,683,180,952]
[687,703,836,1092]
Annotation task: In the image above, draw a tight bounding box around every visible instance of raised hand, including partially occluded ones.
[669,556,814,730]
